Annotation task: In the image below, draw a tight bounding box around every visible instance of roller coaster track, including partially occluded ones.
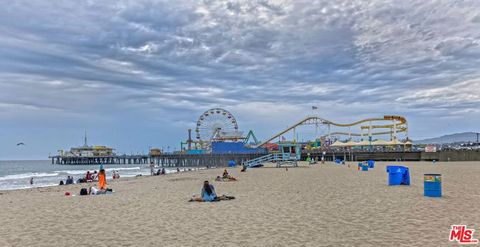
[256,115,407,148]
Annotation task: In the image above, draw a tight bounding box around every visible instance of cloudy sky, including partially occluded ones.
[1,0,479,159]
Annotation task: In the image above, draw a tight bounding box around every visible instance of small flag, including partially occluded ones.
[312,106,318,110]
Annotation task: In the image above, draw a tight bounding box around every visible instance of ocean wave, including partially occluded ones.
[0,183,59,191]
[54,170,87,175]
[0,172,59,181]
[105,167,141,172]
[53,167,142,176]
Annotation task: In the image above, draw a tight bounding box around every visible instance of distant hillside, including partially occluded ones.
[414,132,479,144]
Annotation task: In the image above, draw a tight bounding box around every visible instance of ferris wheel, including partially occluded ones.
[195,108,239,141]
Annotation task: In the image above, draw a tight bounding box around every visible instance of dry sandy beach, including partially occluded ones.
[1,161,479,246]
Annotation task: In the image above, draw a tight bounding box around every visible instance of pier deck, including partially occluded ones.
[49,153,265,167]
[50,150,480,167]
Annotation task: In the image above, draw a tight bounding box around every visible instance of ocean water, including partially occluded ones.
[0,160,188,190]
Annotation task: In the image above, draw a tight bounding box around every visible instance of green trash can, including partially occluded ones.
[424,174,441,197]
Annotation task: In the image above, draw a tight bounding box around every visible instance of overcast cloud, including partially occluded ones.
[1,0,479,159]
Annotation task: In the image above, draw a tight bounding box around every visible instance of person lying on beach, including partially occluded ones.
[215,175,237,182]
[89,186,105,195]
[88,186,113,195]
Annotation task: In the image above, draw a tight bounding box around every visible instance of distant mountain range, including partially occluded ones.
[414,132,480,144]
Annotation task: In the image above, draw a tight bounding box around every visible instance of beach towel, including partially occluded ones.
[189,195,235,202]
[215,195,235,201]
[202,193,216,202]
[216,177,237,182]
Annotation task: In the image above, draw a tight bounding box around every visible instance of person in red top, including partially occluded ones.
[85,171,92,181]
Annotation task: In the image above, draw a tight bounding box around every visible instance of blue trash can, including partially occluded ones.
[228,160,236,167]
[386,166,410,186]
[368,160,375,168]
[362,165,368,171]
[424,174,442,197]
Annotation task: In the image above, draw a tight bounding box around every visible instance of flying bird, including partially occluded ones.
[16,143,25,146]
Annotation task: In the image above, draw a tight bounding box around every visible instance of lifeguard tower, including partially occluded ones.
[276,142,301,167]
[241,142,301,168]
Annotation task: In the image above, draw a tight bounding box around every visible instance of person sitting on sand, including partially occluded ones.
[220,169,237,181]
[241,164,247,172]
[66,176,74,185]
[85,171,92,181]
[201,180,217,202]
[190,182,235,202]
[161,168,166,175]
[112,171,120,179]
[92,170,98,181]
[98,169,107,190]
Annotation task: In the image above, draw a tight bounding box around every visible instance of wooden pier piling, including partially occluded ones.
[49,153,265,168]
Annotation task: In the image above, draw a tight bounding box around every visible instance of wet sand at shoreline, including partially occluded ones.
[1,161,479,246]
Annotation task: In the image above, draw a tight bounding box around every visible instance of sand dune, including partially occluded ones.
[1,161,479,246]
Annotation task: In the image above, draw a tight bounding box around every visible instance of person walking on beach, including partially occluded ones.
[98,169,107,190]
[150,162,155,176]
[29,177,34,185]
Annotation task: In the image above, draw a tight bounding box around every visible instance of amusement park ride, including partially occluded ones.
[255,115,410,148]
[181,107,410,154]
[180,108,260,152]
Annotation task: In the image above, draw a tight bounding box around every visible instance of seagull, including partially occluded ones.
[16,143,25,146]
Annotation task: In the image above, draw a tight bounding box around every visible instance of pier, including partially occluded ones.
[50,153,265,167]
[50,155,150,165]
[50,149,480,167]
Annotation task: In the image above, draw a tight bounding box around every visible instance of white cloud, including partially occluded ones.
[1,0,480,158]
